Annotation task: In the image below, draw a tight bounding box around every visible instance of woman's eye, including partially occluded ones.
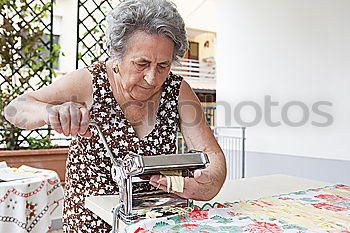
[158,64,169,69]
[136,63,148,68]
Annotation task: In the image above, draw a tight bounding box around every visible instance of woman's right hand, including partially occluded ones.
[45,102,92,137]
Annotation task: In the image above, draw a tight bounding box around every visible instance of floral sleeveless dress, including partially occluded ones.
[62,61,183,232]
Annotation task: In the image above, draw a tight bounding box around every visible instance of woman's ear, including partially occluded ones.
[112,63,119,74]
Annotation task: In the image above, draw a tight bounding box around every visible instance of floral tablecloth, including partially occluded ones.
[0,167,64,232]
[126,184,350,233]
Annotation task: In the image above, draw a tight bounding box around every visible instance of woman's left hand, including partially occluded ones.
[149,167,220,201]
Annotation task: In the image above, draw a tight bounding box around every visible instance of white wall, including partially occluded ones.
[173,0,218,32]
[216,0,350,161]
[246,151,350,184]
[54,0,78,73]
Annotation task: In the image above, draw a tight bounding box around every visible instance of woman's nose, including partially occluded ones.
[144,69,157,86]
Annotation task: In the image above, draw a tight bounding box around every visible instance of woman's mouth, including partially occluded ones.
[138,86,153,90]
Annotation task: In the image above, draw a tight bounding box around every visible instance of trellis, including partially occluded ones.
[1,0,219,150]
[0,0,57,149]
[76,0,118,69]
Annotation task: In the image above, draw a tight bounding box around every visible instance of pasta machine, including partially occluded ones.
[90,121,210,233]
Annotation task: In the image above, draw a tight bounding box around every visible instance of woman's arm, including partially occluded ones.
[4,68,93,137]
[150,80,227,201]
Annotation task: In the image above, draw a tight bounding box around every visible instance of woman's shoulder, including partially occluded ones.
[178,79,192,96]
[63,67,93,85]
[22,68,94,110]
[177,78,200,105]
[53,68,93,96]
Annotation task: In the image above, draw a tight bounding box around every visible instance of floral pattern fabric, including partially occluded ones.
[62,61,183,232]
[0,168,63,232]
[126,184,350,233]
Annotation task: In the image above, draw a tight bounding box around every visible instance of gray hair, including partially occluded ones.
[105,0,188,62]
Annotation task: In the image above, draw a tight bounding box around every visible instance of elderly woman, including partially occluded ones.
[5,0,226,231]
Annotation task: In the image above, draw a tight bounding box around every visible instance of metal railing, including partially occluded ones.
[176,127,246,180]
[0,127,67,149]
[202,104,216,127]
[171,58,215,80]
[176,133,187,154]
[213,127,246,180]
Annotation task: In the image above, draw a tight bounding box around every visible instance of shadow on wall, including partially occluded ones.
[245,151,350,185]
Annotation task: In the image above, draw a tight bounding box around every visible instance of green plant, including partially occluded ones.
[0,0,61,149]
[27,135,52,149]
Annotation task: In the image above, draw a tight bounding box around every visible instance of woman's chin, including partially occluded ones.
[130,92,153,102]
[130,87,158,101]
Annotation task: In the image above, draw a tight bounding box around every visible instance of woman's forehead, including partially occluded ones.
[123,31,174,60]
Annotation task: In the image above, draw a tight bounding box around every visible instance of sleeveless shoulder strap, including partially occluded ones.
[158,72,183,130]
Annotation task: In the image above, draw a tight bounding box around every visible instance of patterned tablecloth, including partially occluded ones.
[0,167,64,232]
[126,184,350,233]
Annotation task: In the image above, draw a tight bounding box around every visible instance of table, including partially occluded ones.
[85,174,331,231]
[0,166,64,233]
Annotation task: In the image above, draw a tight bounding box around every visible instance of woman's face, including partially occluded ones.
[116,30,174,101]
